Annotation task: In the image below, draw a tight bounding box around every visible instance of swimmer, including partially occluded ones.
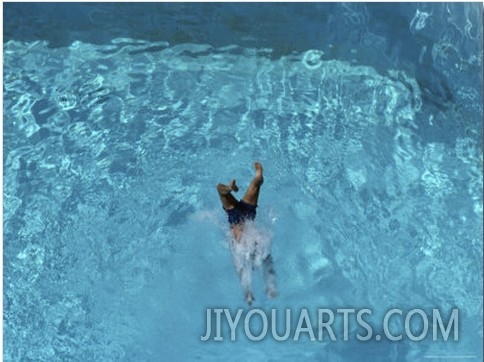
[216,162,277,305]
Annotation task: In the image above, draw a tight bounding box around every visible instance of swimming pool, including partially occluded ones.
[3,3,483,361]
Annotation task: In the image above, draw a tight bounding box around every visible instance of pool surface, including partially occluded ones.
[3,3,483,361]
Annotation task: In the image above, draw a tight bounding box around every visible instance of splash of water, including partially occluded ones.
[228,221,273,269]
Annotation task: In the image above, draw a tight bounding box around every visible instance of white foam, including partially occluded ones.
[229,221,272,269]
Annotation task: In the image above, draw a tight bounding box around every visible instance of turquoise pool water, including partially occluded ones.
[3,3,483,361]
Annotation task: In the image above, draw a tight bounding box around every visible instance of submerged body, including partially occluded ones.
[216,162,277,305]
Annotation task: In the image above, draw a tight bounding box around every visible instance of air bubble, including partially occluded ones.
[302,49,324,70]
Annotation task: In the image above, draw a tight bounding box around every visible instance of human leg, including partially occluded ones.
[262,254,278,299]
[242,162,264,206]
[216,179,239,210]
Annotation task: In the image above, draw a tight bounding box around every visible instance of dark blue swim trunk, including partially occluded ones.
[224,200,257,225]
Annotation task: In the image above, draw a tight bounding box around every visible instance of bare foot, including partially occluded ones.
[245,291,255,306]
[254,162,263,184]
[217,183,232,196]
[229,179,239,192]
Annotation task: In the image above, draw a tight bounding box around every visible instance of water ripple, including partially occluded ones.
[3,39,482,360]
